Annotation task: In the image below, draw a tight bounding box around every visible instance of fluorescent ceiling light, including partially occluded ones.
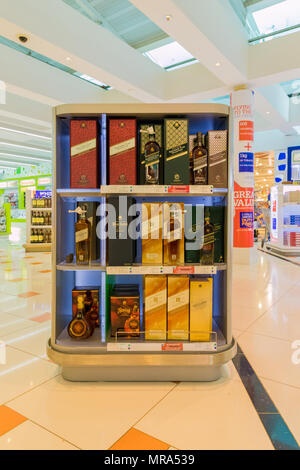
[73,72,111,88]
[293,125,300,134]
[252,0,300,36]
[0,159,34,167]
[0,141,51,153]
[0,126,51,140]
[144,41,197,70]
[0,152,51,162]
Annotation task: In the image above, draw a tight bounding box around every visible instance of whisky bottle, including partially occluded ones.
[167,207,181,264]
[68,295,94,339]
[200,208,215,265]
[192,132,208,185]
[69,205,91,265]
[38,229,43,243]
[142,126,161,185]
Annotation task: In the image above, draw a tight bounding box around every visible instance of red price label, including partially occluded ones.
[173,266,195,274]
[168,185,190,193]
[162,343,183,351]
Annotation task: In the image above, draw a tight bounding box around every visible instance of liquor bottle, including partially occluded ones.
[32,197,37,208]
[192,132,208,185]
[34,229,38,243]
[163,203,185,265]
[68,295,94,339]
[30,229,34,244]
[69,206,91,265]
[38,229,44,243]
[87,299,99,328]
[142,126,161,185]
[200,208,215,265]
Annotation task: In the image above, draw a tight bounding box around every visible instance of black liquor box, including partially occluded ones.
[164,119,189,185]
[138,123,163,184]
[107,196,137,266]
[207,130,228,188]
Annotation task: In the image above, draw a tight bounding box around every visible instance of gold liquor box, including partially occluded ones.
[144,275,167,340]
[142,203,163,265]
[163,203,185,265]
[190,278,213,342]
[164,119,189,185]
[167,276,189,340]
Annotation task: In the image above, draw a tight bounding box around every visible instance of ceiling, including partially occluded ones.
[0,0,300,168]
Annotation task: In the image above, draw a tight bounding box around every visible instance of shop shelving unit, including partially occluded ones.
[24,190,52,253]
[268,182,300,257]
[47,104,237,382]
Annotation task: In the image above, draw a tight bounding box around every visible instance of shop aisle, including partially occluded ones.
[0,234,299,450]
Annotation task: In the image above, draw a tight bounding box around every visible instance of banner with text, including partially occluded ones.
[231,89,255,248]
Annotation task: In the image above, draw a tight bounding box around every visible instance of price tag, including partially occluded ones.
[162,343,183,351]
[168,185,190,193]
[173,266,195,274]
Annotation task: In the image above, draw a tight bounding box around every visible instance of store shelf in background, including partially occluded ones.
[56,328,102,351]
[56,261,105,271]
[31,208,52,211]
[31,225,52,229]
[106,264,226,275]
[23,243,52,252]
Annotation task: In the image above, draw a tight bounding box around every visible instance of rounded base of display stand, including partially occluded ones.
[47,338,237,382]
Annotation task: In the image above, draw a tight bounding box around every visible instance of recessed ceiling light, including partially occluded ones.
[165,15,173,21]
[66,57,72,62]
[266,111,270,115]
[215,62,221,67]
[268,169,272,174]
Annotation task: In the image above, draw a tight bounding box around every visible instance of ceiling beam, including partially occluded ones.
[0,0,165,101]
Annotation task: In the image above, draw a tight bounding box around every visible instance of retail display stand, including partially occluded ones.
[47,104,237,382]
[24,189,52,252]
[268,182,300,257]
[0,202,11,235]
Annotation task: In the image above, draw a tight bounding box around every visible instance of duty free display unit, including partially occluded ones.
[47,104,237,382]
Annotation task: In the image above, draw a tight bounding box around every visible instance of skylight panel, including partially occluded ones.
[144,41,197,70]
[252,0,300,36]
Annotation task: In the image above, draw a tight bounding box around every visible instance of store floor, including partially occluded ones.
[0,226,299,450]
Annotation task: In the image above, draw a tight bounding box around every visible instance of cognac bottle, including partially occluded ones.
[68,295,94,339]
[87,299,99,328]
[200,208,215,265]
[192,132,208,185]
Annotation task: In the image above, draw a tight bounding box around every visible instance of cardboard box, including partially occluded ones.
[164,119,189,185]
[144,275,167,340]
[107,196,137,266]
[139,123,163,184]
[110,287,140,338]
[142,203,163,265]
[163,203,185,265]
[109,119,137,185]
[207,130,228,188]
[190,278,213,342]
[70,120,99,189]
[167,276,189,340]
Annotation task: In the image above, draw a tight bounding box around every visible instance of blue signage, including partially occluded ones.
[239,152,254,173]
[36,190,51,199]
[240,212,253,229]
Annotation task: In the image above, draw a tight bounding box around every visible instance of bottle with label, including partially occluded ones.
[167,207,181,264]
[192,132,208,185]
[69,205,91,265]
[143,127,161,185]
[68,295,94,339]
[38,229,44,243]
[200,208,215,265]
[32,197,37,208]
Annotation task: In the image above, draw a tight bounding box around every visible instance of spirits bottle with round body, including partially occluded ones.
[192,132,208,185]
[68,295,94,339]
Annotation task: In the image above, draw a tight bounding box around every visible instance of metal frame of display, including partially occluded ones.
[47,103,237,382]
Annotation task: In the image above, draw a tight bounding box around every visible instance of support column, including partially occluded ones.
[231,86,256,265]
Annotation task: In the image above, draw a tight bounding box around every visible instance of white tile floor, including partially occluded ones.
[0,224,299,450]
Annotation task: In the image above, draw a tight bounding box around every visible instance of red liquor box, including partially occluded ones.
[70,120,99,189]
[109,119,137,184]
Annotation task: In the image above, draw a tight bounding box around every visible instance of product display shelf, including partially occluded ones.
[268,183,300,257]
[47,103,236,382]
[24,190,52,253]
